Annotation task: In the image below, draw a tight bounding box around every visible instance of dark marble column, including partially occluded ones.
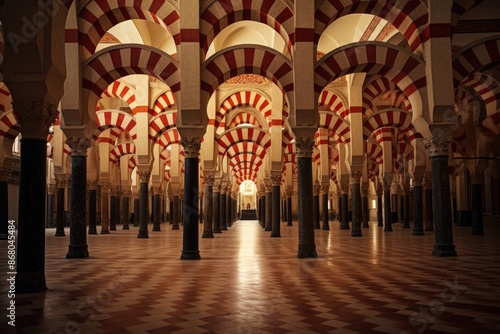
[134,196,140,227]
[226,189,232,227]
[361,182,369,228]
[202,175,214,238]
[220,190,227,230]
[109,190,117,231]
[199,190,204,225]
[55,175,67,236]
[471,172,484,235]
[412,177,424,236]
[271,174,281,238]
[46,184,55,228]
[402,187,410,228]
[180,138,201,260]
[340,182,349,230]
[122,193,130,230]
[100,182,110,234]
[383,176,393,232]
[66,138,90,258]
[287,193,292,226]
[88,181,98,235]
[14,102,57,293]
[296,137,317,258]
[259,194,264,227]
[152,186,161,231]
[172,193,180,230]
[115,189,121,228]
[493,175,500,215]
[426,136,457,256]
[213,182,221,233]
[264,183,272,231]
[337,196,342,222]
[376,186,383,227]
[168,199,173,224]
[350,171,363,237]
[0,172,8,239]
[321,184,330,230]
[282,197,286,222]
[424,177,434,231]
[313,183,321,229]
[137,171,151,238]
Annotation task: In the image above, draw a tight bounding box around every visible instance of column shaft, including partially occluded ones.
[181,157,200,260]
[220,193,227,230]
[202,183,214,238]
[271,185,281,237]
[384,189,393,231]
[55,187,65,236]
[471,183,484,235]
[351,182,363,237]
[412,185,424,235]
[377,196,383,227]
[313,194,320,229]
[88,190,97,234]
[322,193,329,230]
[101,188,110,234]
[213,191,221,233]
[265,191,272,231]
[340,194,349,229]
[153,194,161,231]
[172,196,180,230]
[287,196,292,226]
[122,197,130,230]
[0,180,7,239]
[67,154,89,258]
[297,156,317,258]
[425,189,434,231]
[403,194,410,228]
[110,195,116,231]
[362,194,369,228]
[134,198,140,227]
[137,181,149,238]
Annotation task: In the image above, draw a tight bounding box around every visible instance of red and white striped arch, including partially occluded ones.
[363,109,412,139]
[201,46,294,112]
[481,111,500,135]
[228,112,261,129]
[217,126,272,156]
[109,142,136,163]
[366,141,383,165]
[318,89,347,117]
[200,0,293,59]
[230,152,264,170]
[367,158,380,180]
[218,91,272,128]
[129,155,137,170]
[329,145,339,164]
[149,111,177,142]
[83,44,180,118]
[156,128,181,150]
[101,80,137,111]
[363,76,411,112]
[312,146,321,165]
[152,90,176,116]
[453,37,500,88]
[0,111,20,141]
[0,83,12,113]
[96,128,123,145]
[93,110,137,141]
[319,111,351,144]
[281,127,294,147]
[451,0,487,29]
[232,160,263,175]
[458,72,500,116]
[78,0,180,59]
[315,43,427,119]
[283,143,295,164]
[225,142,267,162]
[234,169,258,184]
[315,0,427,53]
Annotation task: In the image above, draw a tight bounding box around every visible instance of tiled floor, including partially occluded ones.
[1,217,500,334]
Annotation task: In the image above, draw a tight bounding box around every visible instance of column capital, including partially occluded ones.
[313,183,321,196]
[321,184,330,195]
[12,101,58,140]
[152,185,162,195]
[295,137,315,158]
[99,179,111,192]
[424,134,451,158]
[65,137,91,156]
[286,190,293,197]
[412,176,423,187]
[423,174,433,190]
[339,180,349,195]
[383,174,393,190]
[47,183,56,194]
[204,174,214,186]
[54,174,68,188]
[471,171,484,184]
[122,190,132,197]
[87,179,98,190]
[376,185,383,197]
[350,170,362,184]
[271,173,282,187]
[213,181,221,193]
[181,137,201,158]
[0,168,11,182]
[138,170,151,183]
[360,182,369,195]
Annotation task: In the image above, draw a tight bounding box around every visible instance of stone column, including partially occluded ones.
[88,180,98,235]
[220,188,227,230]
[287,191,293,226]
[202,175,214,238]
[282,196,286,222]
[321,184,330,230]
[152,186,161,231]
[172,192,180,230]
[213,182,221,233]
[340,181,349,230]
[296,137,317,258]
[115,188,121,229]
[425,135,457,256]
[133,194,140,227]
[137,170,151,238]
[226,186,232,227]
[493,171,500,215]
[259,194,265,227]
[471,172,484,235]
[402,185,411,228]
[14,101,57,292]
[122,191,130,230]
[361,182,369,228]
[350,171,363,237]
[271,173,281,238]
[383,175,393,232]
[54,174,67,236]
[0,169,10,239]
[264,181,272,231]
[376,185,383,227]
[46,183,55,228]
[424,176,434,231]
[412,176,424,235]
[66,137,90,258]
[180,138,201,260]
[313,182,321,229]
[100,181,110,234]
[109,187,117,231]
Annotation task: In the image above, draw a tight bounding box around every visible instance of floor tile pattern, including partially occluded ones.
[1,217,500,333]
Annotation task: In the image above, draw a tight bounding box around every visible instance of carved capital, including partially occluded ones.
[54,174,68,188]
[181,138,201,158]
[295,137,315,158]
[321,184,330,195]
[152,185,162,195]
[99,181,111,193]
[13,101,58,140]
[87,179,98,190]
[204,174,214,186]
[339,181,349,195]
[423,176,432,190]
[412,176,423,187]
[47,183,56,194]
[138,170,151,183]
[313,183,321,196]
[213,182,221,193]
[424,134,451,158]
[271,173,282,187]
[382,174,393,190]
[0,168,11,182]
[66,137,91,156]
[350,171,362,184]
[376,185,383,197]
[471,171,484,184]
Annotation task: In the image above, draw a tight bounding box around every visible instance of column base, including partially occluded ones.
[377,222,383,227]
[122,226,129,230]
[384,227,393,232]
[402,223,411,228]
[472,229,484,235]
[66,244,89,258]
[221,226,228,231]
[16,272,47,294]
[425,226,434,231]
[270,232,281,237]
[101,230,110,234]
[110,226,116,231]
[362,223,369,228]
[180,250,201,260]
[55,231,65,236]
[133,224,139,227]
[350,230,363,237]
[152,226,161,231]
[172,225,179,230]
[88,229,97,235]
[432,244,457,257]
[297,244,318,258]
[137,230,149,238]
[202,232,214,238]
[340,225,350,230]
[322,225,330,230]
[412,229,424,236]
[264,226,272,231]
[287,223,293,226]
[213,229,222,233]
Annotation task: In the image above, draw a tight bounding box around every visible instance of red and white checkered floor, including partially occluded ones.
[1,217,500,333]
